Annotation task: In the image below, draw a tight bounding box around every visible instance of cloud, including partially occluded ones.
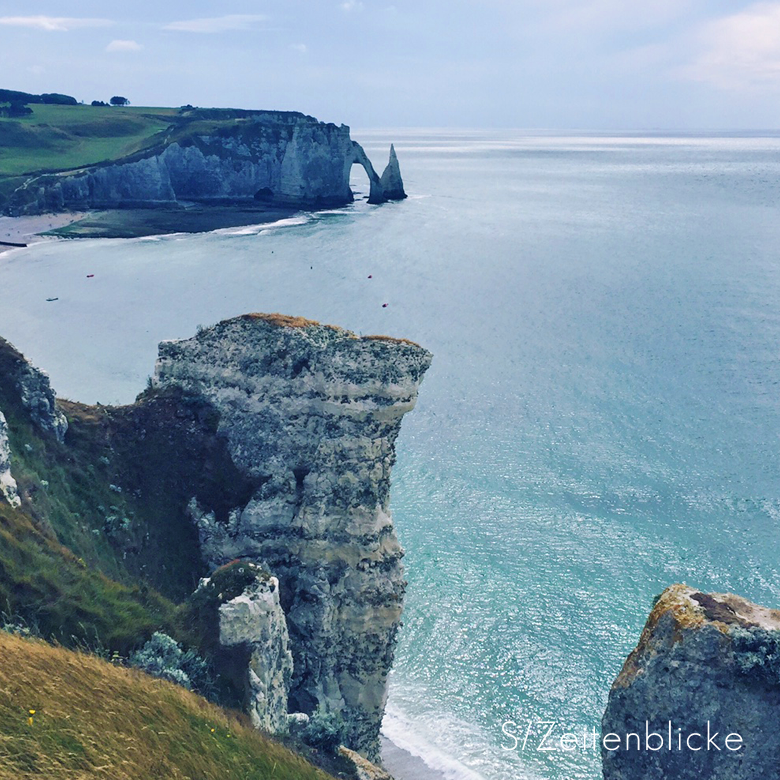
[340,1,364,11]
[291,43,308,54]
[106,39,143,53]
[164,14,267,33]
[680,2,780,91]
[0,16,111,31]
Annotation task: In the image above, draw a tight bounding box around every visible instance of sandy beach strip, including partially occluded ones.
[381,736,450,780]
[0,213,87,249]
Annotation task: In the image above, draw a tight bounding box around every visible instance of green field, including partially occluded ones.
[0,104,177,176]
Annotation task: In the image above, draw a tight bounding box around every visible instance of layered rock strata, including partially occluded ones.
[156,314,431,759]
[8,112,405,214]
[603,584,780,779]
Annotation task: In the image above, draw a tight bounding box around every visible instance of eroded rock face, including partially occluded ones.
[602,584,780,779]
[0,411,21,508]
[155,313,432,759]
[0,337,67,443]
[9,113,406,214]
[198,562,293,734]
[14,361,68,443]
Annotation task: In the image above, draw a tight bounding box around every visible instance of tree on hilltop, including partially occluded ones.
[110,96,130,106]
[0,102,33,118]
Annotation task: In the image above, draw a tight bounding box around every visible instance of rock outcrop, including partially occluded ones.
[8,111,406,214]
[379,145,406,201]
[0,338,68,442]
[350,142,397,205]
[196,560,293,734]
[602,584,780,779]
[0,411,20,508]
[155,313,431,759]
[338,746,395,780]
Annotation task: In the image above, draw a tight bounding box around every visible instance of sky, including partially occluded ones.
[0,0,779,129]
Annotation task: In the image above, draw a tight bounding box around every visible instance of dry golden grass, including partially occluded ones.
[238,313,423,347]
[0,632,336,780]
[240,313,326,329]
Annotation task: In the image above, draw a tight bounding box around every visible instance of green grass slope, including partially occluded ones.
[0,335,259,656]
[0,104,176,177]
[0,631,337,780]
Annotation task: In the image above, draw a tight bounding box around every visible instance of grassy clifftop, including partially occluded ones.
[0,631,336,780]
[0,104,177,177]
[0,100,327,224]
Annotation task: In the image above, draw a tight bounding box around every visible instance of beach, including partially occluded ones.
[381,737,449,780]
[0,205,305,245]
[0,212,86,250]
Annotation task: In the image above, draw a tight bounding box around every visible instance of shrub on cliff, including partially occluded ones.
[302,707,347,754]
[130,631,214,697]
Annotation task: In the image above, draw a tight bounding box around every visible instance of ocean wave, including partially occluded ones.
[382,707,490,780]
[213,214,313,237]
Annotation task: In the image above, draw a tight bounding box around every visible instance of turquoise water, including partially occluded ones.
[2,131,780,779]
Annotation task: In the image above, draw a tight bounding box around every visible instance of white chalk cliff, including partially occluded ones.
[9,111,406,214]
[155,314,431,759]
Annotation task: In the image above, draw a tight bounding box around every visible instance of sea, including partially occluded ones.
[2,130,780,780]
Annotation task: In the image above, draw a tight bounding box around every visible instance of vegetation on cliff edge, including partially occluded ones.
[0,631,337,780]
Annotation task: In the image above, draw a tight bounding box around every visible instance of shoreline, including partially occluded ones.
[381,736,449,780]
[0,212,88,251]
[0,205,304,245]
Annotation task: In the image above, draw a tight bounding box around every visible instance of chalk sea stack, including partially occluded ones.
[603,583,780,779]
[379,144,406,201]
[157,314,431,758]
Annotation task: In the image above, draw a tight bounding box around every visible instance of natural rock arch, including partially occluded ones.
[351,142,386,204]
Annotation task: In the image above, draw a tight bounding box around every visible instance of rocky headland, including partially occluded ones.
[0,313,430,767]
[603,583,780,779]
[5,109,406,228]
